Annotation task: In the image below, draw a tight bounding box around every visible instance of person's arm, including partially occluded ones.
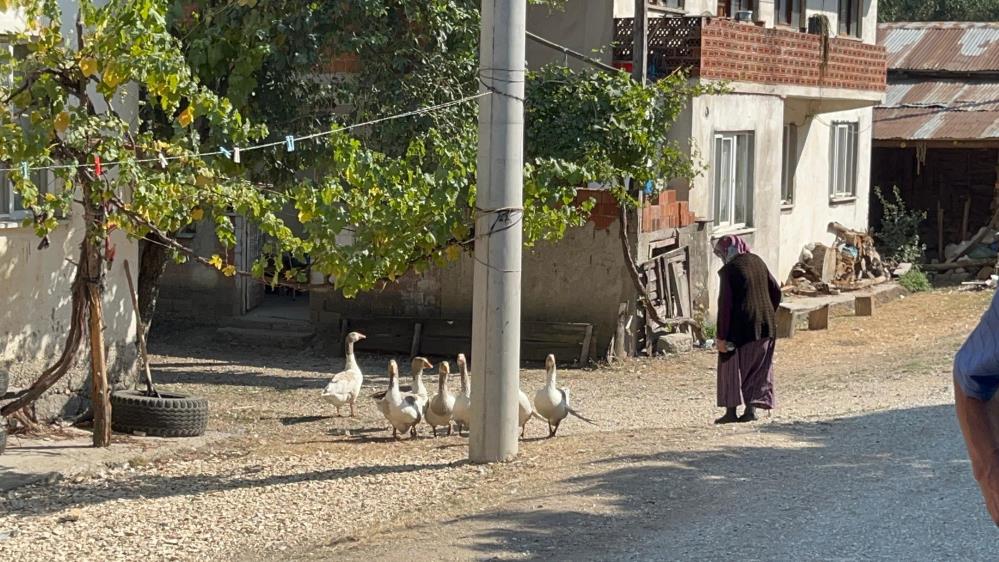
[954,379,999,526]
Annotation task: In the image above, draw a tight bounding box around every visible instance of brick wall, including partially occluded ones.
[614,17,887,92]
[576,188,696,233]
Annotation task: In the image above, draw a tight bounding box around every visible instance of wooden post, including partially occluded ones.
[808,305,830,331]
[578,324,593,366]
[87,282,111,447]
[962,198,972,242]
[410,322,423,359]
[776,306,797,339]
[855,295,875,317]
[124,260,156,396]
[937,201,945,261]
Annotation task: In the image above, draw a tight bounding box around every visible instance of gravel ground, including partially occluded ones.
[0,290,994,560]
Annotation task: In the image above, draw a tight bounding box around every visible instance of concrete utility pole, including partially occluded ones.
[470,0,526,463]
[633,0,649,84]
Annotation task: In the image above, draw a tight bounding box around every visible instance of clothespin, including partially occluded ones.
[285,135,295,152]
[94,155,102,177]
[219,146,232,160]
[20,162,29,178]
[233,147,241,164]
[158,153,168,169]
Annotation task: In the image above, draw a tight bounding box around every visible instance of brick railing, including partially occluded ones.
[614,16,886,92]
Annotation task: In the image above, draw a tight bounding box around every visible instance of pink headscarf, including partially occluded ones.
[714,234,751,263]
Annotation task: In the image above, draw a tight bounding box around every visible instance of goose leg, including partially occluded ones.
[393,428,399,440]
[447,423,453,437]
[410,425,419,439]
[335,406,342,417]
[547,422,554,438]
[350,401,357,418]
[552,421,561,437]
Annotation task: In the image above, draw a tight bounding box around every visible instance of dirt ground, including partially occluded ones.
[0,290,996,560]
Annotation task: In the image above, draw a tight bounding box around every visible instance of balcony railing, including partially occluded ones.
[614,16,886,92]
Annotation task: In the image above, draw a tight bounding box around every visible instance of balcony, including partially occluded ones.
[614,17,887,97]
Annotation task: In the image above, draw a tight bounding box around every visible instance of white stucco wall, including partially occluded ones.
[0,0,138,419]
[777,104,873,278]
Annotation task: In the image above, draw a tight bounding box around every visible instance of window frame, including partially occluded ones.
[713,130,755,230]
[829,121,859,200]
[775,0,803,29]
[838,0,862,38]
[780,124,798,206]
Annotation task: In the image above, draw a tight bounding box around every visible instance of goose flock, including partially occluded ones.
[322,331,595,440]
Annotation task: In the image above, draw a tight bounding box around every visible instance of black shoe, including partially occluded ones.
[715,408,739,424]
[737,407,758,423]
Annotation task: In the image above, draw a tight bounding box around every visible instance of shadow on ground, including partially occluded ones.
[363,405,996,561]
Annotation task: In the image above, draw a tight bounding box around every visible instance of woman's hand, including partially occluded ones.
[716,339,727,353]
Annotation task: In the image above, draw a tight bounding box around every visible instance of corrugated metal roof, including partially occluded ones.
[878,22,999,72]
[874,107,999,140]
[882,79,999,111]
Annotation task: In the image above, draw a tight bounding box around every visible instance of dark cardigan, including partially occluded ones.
[717,252,782,347]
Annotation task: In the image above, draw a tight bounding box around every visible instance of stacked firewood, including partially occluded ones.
[786,222,887,296]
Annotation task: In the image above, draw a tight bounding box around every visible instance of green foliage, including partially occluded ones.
[0,0,290,277]
[898,267,932,293]
[879,0,999,22]
[874,186,925,265]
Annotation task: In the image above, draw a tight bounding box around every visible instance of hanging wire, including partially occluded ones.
[0,91,492,174]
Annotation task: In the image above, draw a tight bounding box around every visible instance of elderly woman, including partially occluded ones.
[713,235,782,424]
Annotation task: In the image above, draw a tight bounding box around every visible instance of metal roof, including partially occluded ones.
[878,22,999,73]
[874,107,999,140]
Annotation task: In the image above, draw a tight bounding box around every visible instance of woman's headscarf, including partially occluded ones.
[714,234,751,264]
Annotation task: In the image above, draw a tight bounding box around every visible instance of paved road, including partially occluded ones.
[318,402,996,561]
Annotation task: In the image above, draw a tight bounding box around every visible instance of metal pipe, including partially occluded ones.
[525,31,619,74]
[470,0,526,464]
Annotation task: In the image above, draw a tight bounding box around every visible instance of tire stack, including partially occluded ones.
[0,369,8,455]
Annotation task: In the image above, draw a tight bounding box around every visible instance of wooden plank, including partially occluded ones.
[578,325,593,365]
[672,260,691,319]
[410,322,423,358]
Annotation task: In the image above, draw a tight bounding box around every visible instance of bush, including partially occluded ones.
[898,267,931,293]
[874,186,926,265]
[702,323,717,340]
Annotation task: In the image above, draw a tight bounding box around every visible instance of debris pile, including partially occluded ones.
[924,222,999,282]
[786,222,887,296]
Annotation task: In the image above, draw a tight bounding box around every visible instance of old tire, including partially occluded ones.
[0,369,8,397]
[110,390,208,438]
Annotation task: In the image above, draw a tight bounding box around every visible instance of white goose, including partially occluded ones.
[321,331,366,417]
[410,356,433,410]
[452,354,471,435]
[533,354,595,437]
[382,360,422,439]
[425,361,455,437]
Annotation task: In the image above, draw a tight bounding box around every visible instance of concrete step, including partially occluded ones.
[215,326,315,348]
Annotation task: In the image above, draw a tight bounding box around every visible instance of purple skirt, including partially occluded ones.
[717,338,776,409]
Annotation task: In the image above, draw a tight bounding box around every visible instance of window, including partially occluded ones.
[829,121,858,199]
[648,0,684,10]
[838,0,861,38]
[717,0,754,18]
[713,131,754,229]
[781,124,797,205]
[775,0,802,28]
[0,169,49,220]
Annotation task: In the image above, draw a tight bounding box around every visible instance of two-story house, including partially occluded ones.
[528,0,886,316]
